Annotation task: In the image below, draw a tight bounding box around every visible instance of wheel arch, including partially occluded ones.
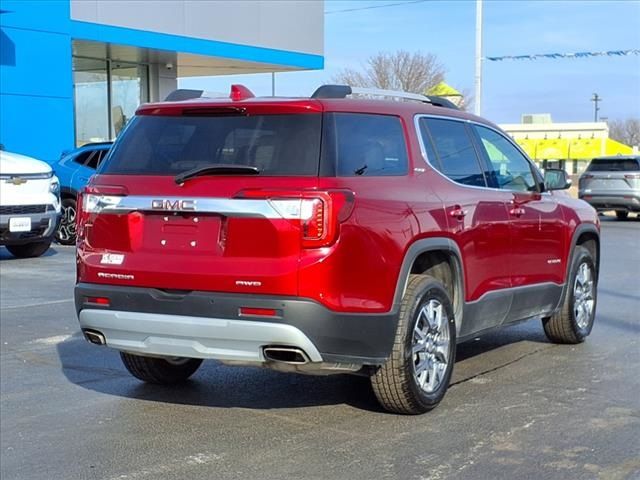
[549,222,600,315]
[393,238,466,333]
[60,186,78,201]
[570,223,600,282]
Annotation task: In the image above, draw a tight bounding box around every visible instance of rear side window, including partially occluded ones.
[323,113,408,177]
[72,150,94,167]
[85,149,108,170]
[586,158,640,172]
[101,114,322,176]
[420,118,486,187]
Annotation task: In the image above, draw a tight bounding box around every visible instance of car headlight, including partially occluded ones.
[50,179,60,195]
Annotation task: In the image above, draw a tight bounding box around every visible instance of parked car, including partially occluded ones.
[0,149,61,258]
[579,155,640,220]
[74,84,600,414]
[54,142,112,244]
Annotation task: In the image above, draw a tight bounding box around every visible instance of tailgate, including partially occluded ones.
[79,175,319,295]
[581,172,638,192]
[77,106,325,296]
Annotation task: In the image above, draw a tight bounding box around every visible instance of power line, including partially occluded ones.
[325,0,429,15]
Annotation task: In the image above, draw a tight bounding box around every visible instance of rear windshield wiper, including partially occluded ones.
[175,164,260,184]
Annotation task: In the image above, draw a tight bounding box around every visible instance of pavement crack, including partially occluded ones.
[1,298,74,310]
[450,344,555,387]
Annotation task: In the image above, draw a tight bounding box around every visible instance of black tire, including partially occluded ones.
[371,274,456,414]
[120,352,203,384]
[56,198,77,245]
[5,240,52,258]
[542,246,597,344]
[615,210,629,220]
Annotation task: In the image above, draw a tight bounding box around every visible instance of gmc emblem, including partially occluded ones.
[151,199,196,211]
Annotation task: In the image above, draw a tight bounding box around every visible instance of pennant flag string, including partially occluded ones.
[484,49,640,62]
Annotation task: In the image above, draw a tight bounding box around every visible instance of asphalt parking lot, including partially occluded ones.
[1,216,639,480]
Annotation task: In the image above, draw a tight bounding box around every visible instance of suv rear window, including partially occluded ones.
[101,113,322,176]
[586,157,640,172]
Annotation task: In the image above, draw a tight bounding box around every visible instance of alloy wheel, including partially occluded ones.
[412,299,451,393]
[573,262,595,329]
[57,203,77,243]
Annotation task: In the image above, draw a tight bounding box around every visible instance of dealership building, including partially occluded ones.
[0,0,324,162]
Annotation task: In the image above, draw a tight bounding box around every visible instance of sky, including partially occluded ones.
[179,0,640,124]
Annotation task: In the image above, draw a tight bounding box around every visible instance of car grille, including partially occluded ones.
[0,204,48,215]
[0,225,49,242]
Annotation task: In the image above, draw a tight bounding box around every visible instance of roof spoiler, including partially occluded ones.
[164,85,255,102]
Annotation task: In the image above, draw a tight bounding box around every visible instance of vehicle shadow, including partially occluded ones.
[455,320,550,362]
[599,214,640,223]
[0,245,59,261]
[56,320,552,413]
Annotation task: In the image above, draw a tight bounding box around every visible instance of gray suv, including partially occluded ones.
[579,155,640,220]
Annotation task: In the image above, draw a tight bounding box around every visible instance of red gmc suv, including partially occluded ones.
[75,85,600,414]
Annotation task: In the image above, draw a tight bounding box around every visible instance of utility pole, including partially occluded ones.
[591,93,601,122]
[474,0,483,116]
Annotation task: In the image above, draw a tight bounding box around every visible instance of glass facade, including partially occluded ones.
[73,57,149,146]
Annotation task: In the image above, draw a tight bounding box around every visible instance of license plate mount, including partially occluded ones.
[9,217,32,233]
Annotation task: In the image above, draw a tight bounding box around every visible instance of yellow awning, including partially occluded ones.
[426,82,462,97]
[536,138,570,160]
[515,138,537,158]
[604,138,633,156]
[568,138,602,159]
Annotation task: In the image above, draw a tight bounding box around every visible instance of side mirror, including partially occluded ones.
[544,168,571,191]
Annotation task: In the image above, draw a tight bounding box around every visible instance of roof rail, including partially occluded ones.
[310,84,459,110]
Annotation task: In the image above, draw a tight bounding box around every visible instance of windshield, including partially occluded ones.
[100,113,322,176]
[586,158,640,172]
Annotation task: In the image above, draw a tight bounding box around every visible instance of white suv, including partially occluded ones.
[0,149,61,258]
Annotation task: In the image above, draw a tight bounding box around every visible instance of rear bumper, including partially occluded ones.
[75,283,398,365]
[0,209,60,245]
[79,309,324,363]
[579,192,640,212]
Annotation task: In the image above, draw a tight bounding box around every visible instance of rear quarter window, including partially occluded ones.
[323,113,409,177]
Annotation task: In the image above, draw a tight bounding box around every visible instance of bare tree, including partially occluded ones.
[456,88,474,112]
[333,50,445,95]
[608,118,640,147]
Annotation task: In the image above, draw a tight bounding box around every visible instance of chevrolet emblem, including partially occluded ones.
[6,177,27,186]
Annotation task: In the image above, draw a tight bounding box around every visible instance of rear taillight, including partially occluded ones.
[301,198,325,243]
[82,194,123,213]
[624,174,640,179]
[77,185,129,241]
[582,174,594,179]
[238,189,354,248]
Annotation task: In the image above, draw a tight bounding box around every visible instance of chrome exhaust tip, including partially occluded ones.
[83,329,106,346]
[263,346,309,365]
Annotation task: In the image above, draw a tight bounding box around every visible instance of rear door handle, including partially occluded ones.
[449,206,467,220]
[509,206,526,217]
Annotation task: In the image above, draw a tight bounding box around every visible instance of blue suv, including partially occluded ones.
[54,142,112,244]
